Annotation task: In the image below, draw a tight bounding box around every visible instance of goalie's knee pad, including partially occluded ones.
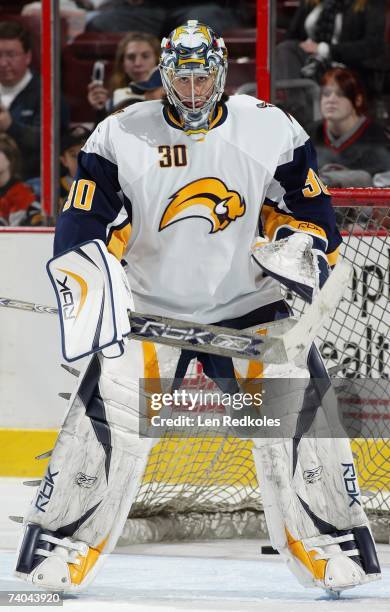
[252,345,381,591]
[14,342,166,591]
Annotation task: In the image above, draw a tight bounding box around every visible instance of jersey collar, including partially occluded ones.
[162,101,228,136]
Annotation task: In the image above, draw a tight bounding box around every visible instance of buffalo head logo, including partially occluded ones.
[159,178,246,234]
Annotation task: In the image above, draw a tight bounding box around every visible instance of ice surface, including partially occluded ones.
[1,547,389,612]
[1,478,389,611]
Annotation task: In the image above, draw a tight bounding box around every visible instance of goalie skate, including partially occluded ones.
[14,524,106,591]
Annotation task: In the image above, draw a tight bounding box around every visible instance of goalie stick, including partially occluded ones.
[0,261,351,364]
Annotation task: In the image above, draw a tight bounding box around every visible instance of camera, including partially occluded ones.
[91,60,105,84]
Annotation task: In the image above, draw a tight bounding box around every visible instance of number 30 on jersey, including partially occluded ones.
[63,179,96,212]
[302,168,330,198]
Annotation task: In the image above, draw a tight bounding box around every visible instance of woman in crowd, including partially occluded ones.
[308,67,390,185]
[0,133,41,226]
[87,31,160,117]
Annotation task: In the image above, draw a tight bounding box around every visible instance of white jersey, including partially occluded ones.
[56,95,341,323]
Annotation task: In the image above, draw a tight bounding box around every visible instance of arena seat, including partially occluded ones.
[66,31,122,61]
[222,28,256,59]
[0,1,32,13]
[225,59,256,94]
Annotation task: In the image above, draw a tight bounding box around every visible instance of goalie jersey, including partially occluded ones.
[55,94,342,323]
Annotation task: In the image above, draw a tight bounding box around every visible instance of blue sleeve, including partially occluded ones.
[54,135,131,259]
[262,132,342,266]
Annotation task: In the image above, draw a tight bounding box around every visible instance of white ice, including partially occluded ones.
[1,478,389,612]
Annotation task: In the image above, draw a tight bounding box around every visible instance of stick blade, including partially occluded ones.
[282,261,352,362]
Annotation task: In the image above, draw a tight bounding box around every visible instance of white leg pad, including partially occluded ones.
[15,340,180,591]
[246,345,381,592]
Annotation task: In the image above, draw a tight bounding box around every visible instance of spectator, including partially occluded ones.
[0,21,40,180]
[59,125,91,210]
[80,0,246,36]
[109,66,165,111]
[274,0,385,124]
[87,31,159,117]
[0,133,41,226]
[0,21,69,182]
[129,66,165,101]
[275,0,385,82]
[308,67,390,186]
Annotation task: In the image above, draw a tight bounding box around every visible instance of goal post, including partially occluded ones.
[119,192,389,546]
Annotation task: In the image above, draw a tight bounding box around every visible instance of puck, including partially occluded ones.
[261,545,279,554]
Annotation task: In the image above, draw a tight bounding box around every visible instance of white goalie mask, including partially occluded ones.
[159,20,228,134]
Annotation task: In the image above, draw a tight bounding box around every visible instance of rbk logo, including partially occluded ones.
[342,462,361,507]
[56,268,88,320]
[56,274,75,320]
[35,467,59,513]
[159,177,246,233]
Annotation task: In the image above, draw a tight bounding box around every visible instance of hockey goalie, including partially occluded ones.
[14,21,380,594]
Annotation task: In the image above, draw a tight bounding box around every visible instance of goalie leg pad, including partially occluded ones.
[15,339,180,591]
[253,437,381,590]
[251,345,381,591]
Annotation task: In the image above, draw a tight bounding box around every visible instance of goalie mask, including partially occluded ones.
[159,20,227,135]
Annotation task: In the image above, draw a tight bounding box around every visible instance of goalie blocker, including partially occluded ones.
[47,240,134,361]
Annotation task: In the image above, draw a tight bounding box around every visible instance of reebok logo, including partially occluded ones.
[56,275,76,320]
[342,462,361,507]
[138,321,253,352]
[35,467,59,513]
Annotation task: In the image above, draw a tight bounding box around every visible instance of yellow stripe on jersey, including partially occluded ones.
[209,104,223,130]
[261,203,340,266]
[261,203,327,243]
[326,246,340,267]
[167,108,184,128]
[107,223,131,261]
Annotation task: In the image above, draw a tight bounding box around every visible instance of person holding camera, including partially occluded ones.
[87,31,159,122]
[274,0,385,127]
[276,0,385,83]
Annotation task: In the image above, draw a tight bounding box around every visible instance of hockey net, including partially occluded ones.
[120,192,389,545]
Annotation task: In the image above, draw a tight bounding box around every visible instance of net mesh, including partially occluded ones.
[125,197,389,543]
